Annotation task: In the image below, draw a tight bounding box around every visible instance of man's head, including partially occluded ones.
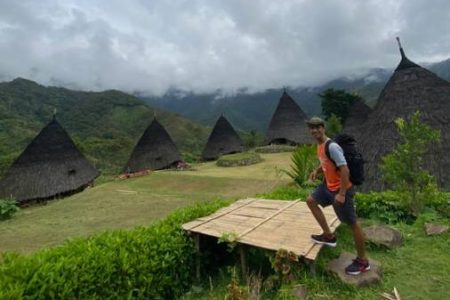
[306,117,326,142]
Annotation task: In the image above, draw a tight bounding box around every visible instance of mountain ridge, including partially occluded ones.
[0,78,210,175]
[140,58,450,132]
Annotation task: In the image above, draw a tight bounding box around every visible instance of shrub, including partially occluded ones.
[0,199,231,299]
[216,152,262,167]
[258,185,311,201]
[282,145,317,188]
[381,111,441,215]
[326,113,342,137]
[355,191,415,223]
[254,145,296,153]
[355,190,450,223]
[0,199,19,221]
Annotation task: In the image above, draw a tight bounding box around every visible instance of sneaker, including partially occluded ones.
[345,258,371,275]
[311,233,337,247]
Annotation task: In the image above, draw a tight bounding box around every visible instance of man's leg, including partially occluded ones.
[333,190,370,275]
[308,184,337,246]
[351,222,367,260]
[306,196,332,236]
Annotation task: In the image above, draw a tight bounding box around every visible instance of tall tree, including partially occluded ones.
[319,88,362,123]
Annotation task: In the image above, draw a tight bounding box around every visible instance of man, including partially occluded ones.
[305,117,370,275]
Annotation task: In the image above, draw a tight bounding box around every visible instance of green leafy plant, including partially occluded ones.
[282,145,317,188]
[326,113,343,137]
[319,88,361,122]
[355,190,450,223]
[355,191,415,223]
[381,111,441,215]
[0,199,19,220]
[258,184,311,201]
[218,232,239,252]
[254,145,296,153]
[240,130,264,149]
[216,152,262,167]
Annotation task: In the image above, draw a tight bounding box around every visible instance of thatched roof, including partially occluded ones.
[265,91,312,145]
[124,119,182,172]
[201,115,245,160]
[0,117,99,203]
[358,41,450,191]
[343,100,372,138]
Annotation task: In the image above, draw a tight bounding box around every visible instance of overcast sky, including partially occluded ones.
[0,0,449,95]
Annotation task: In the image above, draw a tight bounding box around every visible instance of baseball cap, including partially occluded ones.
[306,116,325,127]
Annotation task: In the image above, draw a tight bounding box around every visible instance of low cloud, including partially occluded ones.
[0,0,449,95]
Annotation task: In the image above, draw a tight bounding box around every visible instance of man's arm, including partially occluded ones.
[328,143,350,203]
[309,165,323,181]
[335,165,350,204]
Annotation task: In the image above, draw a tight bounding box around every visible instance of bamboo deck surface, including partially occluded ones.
[182,198,340,260]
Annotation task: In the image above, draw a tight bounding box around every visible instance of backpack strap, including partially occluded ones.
[324,139,337,167]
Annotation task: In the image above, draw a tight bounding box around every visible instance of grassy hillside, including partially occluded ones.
[0,78,210,175]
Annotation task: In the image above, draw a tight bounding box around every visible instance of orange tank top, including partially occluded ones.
[317,141,352,191]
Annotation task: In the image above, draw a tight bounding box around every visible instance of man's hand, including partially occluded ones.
[335,193,345,204]
[308,170,317,182]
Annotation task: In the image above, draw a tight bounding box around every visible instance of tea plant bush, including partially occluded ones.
[355,191,415,224]
[355,190,450,223]
[0,199,231,299]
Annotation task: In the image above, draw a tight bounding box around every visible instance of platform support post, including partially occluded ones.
[195,234,201,280]
[239,245,248,283]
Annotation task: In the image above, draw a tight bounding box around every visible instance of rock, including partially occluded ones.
[327,252,382,287]
[424,223,450,236]
[290,284,308,299]
[363,225,403,248]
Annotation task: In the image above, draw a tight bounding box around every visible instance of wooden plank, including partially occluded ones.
[242,233,313,248]
[238,200,300,239]
[238,238,303,255]
[304,244,322,260]
[182,198,342,262]
[185,199,257,232]
[232,207,277,219]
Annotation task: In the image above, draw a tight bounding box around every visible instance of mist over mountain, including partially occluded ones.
[141,59,450,132]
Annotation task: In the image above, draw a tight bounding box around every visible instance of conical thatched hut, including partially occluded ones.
[0,117,99,203]
[358,38,450,191]
[343,99,372,138]
[265,90,311,145]
[124,119,182,172]
[202,115,245,160]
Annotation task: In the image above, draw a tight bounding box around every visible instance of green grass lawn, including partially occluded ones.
[0,153,291,253]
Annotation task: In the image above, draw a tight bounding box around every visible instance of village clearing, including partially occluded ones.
[1,152,449,299]
[0,152,291,253]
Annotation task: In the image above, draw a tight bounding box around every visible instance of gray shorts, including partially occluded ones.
[310,183,357,225]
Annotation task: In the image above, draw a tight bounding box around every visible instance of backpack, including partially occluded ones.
[325,133,365,185]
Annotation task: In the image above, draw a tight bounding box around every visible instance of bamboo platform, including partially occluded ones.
[182,198,340,261]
